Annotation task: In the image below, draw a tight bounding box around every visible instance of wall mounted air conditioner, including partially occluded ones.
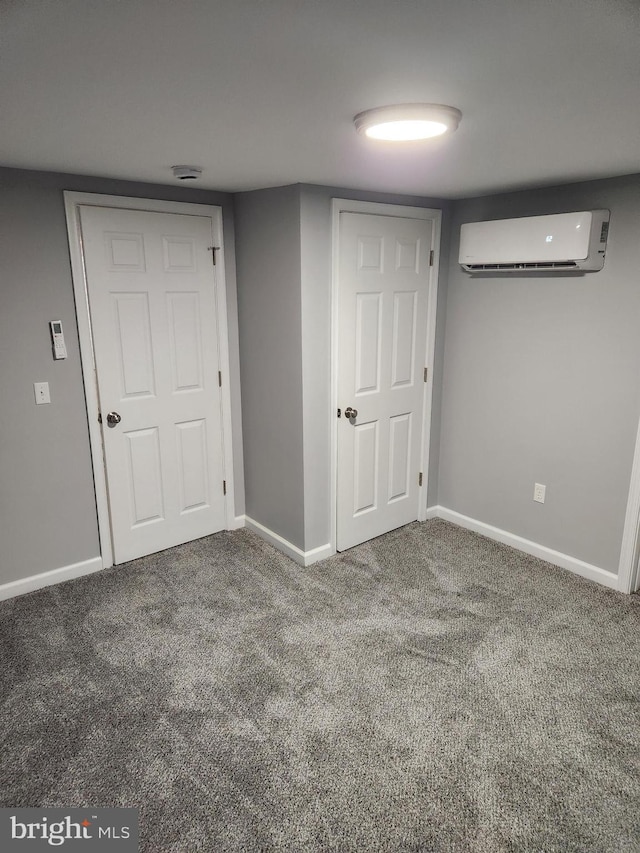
[459,210,610,273]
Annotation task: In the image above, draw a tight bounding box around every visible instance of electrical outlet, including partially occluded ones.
[34,381,50,405]
[533,483,546,504]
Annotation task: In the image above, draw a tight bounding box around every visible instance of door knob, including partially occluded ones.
[106,411,122,427]
[344,407,358,419]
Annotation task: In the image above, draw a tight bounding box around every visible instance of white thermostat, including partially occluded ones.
[50,320,67,360]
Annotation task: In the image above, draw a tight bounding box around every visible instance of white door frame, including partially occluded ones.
[64,192,237,569]
[330,198,442,553]
[618,414,640,593]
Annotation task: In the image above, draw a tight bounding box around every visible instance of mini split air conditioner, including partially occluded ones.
[459,210,610,272]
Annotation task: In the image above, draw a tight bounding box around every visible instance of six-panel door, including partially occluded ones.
[337,212,432,551]
[79,206,226,563]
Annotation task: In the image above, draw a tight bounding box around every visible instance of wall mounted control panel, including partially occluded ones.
[50,320,67,359]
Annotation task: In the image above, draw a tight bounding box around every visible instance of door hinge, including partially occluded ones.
[429,249,434,266]
[223,480,227,495]
[424,367,428,383]
[418,472,423,487]
[218,371,222,387]
[208,246,220,265]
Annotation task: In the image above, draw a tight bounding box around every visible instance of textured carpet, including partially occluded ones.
[1,519,639,852]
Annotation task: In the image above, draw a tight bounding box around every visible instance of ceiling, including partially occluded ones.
[1,0,639,199]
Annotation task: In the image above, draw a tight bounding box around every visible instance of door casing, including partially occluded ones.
[618,412,640,593]
[64,192,237,569]
[330,198,442,554]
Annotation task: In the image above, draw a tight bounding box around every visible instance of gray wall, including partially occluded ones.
[234,185,305,549]
[441,174,640,573]
[0,167,243,586]
[299,185,451,551]
[13,163,629,581]
[234,183,450,554]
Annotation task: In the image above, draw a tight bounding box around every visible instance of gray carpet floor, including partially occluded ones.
[1,519,639,852]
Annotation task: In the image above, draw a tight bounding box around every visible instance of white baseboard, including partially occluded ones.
[244,516,334,567]
[303,541,335,566]
[0,556,104,602]
[4,511,615,600]
[427,505,618,590]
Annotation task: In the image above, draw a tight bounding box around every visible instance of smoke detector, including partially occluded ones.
[171,165,202,181]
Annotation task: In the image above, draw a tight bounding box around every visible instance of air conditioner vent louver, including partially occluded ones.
[466,261,579,271]
[459,210,610,273]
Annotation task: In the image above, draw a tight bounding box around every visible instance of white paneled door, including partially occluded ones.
[79,206,226,563]
[337,212,433,551]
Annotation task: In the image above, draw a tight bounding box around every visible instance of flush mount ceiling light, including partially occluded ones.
[354,103,462,141]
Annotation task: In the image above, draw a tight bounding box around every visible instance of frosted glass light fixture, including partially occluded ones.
[354,103,462,141]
